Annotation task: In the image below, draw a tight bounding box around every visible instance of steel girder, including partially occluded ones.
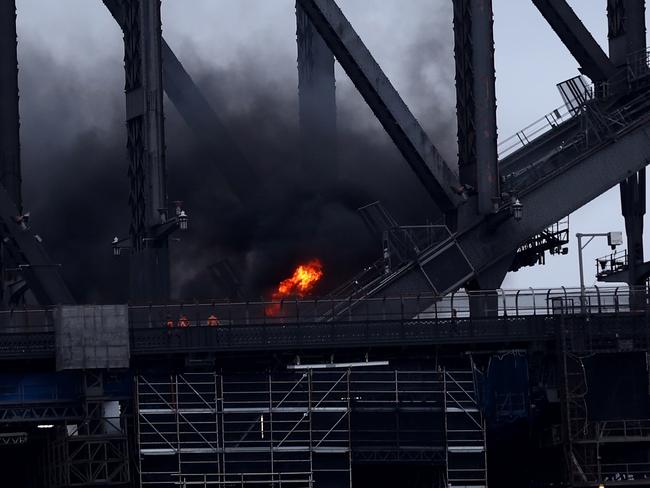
[453,0,500,215]
[0,1,74,307]
[0,184,75,305]
[607,1,648,288]
[296,0,464,214]
[608,0,646,67]
[619,169,646,286]
[533,0,617,82]
[120,0,170,302]
[103,0,258,201]
[296,2,338,191]
[0,0,22,209]
[370,113,650,300]
[0,404,82,423]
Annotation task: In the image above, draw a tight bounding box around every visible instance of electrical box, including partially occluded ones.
[608,231,623,248]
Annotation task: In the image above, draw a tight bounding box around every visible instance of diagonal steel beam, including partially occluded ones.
[103,0,258,199]
[0,183,75,305]
[532,0,617,81]
[362,115,650,301]
[296,0,464,213]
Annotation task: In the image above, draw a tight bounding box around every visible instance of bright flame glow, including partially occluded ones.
[267,259,323,315]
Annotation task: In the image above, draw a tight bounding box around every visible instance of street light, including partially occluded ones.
[112,236,121,256]
[178,210,189,231]
[577,232,621,309]
[512,198,523,221]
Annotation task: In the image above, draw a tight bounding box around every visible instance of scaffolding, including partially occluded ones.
[136,372,351,487]
[136,368,486,487]
[444,369,488,488]
[46,371,130,487]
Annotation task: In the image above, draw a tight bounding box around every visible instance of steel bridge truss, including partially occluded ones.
[45,372,130,487]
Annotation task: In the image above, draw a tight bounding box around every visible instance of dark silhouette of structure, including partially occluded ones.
[0,0,649,487]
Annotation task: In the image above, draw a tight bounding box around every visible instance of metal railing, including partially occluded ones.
[152,472,314,487]
[598,419,650,440]
[385,225,452,263]
[627,48,650,82]
[125,286,645,329]
[596,249,628,278]
[498,103,573,159]
[498,49,650,162]
[0,286,643,337]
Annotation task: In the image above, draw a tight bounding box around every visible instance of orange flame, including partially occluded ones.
[267,259,323,315]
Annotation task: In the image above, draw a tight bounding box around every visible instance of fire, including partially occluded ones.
[267,259,323,315]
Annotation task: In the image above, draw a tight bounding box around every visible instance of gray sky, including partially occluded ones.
[14,0,650,291]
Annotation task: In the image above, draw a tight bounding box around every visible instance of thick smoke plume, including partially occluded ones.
[17,17,455,304]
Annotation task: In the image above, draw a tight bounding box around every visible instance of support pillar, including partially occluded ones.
[453,0,499,215]
[621,170,646,289]
[296,2,337,192]
[609,1,648,295]
[467,256,512,318]
[0,0,22,210]
[608,0,646,67]
[122,0,170,302]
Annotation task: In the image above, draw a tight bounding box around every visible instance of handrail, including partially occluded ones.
[123,285,647,328]
[498,50,650,162]
[0,286,649,322]
[498,103,573,159]
[0,287,645,334]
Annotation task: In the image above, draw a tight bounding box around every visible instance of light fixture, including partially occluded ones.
[288,360,389,370]
[607,231,623,250]
[112,236,121,256]
[37,424,54,429]
[512,198,523,221]
[178,210,189,231]
[598,258,608,271]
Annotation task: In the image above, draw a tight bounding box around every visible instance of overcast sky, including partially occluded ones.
[14,0,650,291]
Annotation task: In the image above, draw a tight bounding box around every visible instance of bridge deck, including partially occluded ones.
[0,287,646,359]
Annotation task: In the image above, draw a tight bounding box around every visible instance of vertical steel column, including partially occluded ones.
[453,0,499,215]
[0,0,22,210]
[609,1,648,288]
[608,0,646,67]
[122,0,169,302]
[296,2,337,191]
[621,169,646,286]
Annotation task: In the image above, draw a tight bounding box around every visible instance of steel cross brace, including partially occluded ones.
[0,183,74,306]
[532,0,617,82]
[296,0,465,214]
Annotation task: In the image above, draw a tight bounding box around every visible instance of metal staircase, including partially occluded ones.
[444,368,488,488]
[330,54,650,317]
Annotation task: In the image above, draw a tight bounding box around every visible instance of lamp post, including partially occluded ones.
[576,231,622,310]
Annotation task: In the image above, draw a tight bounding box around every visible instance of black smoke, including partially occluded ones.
[17,22,455,304]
